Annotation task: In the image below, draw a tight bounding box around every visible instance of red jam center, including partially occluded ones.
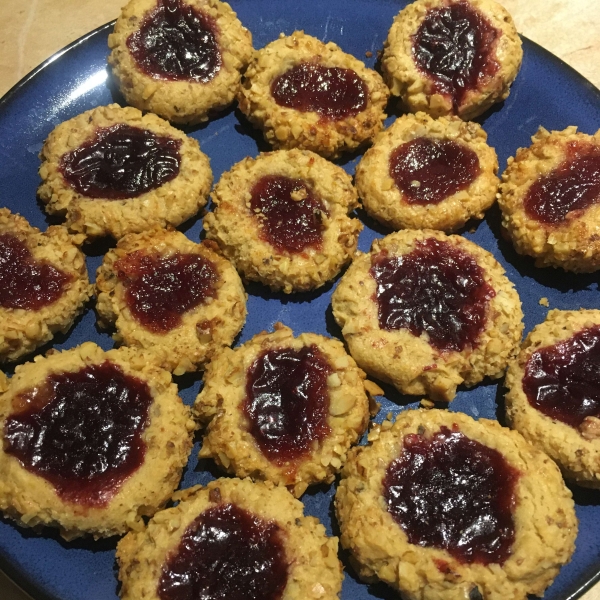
[0,233,73,311]
[126,0,221,82]
[389,137,481,205]
[250,175,328,254]
[370,238,495,352]
[60,124,182,199]
[115,250,218,334]
[3,361,151,507]
[413,1,500,112]
[243,345,332,464]
[270,62,368,120]
[383,425,519,565]
[158,502,288,600]
[523,143,600,225]
[522,325,600,428]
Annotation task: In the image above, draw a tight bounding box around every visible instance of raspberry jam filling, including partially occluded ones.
[383,425,519,565]
[271,62,368,120]
[126,0,221,82]
[3,361,152,507]
[370,238,495,352]
[0,233,73,311]
[412,1,500,112]
[60,124,181,199]
[523,143,600,225]
[389,137,480,205]
[523,325,600,428]
[250,175,328,254]
[244,345,332,464]
[158,502,288,600]
[115,249,218,334]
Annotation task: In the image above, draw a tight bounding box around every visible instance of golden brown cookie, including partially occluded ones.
[335,408,577,600]
[498,126,600,272]
[356,112,499,231]
[237,31,389,158]
[382,0,522,120]
[194,324,378,497]
[505,309,600,488]
[331,230,523,401]
[117,477,343,600]
[0,209,92,363]
[204,149,362,293]
[0,342,195,540]
[38,104,212,240]
[96,228,247,375]
[108,0,253,124]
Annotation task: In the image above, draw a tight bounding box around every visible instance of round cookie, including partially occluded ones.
[505,309,600,488]
[382,0,522,120]
[204,149,362,293]
[0,209,92,363]
[38,104,212,240]
[108,0,253,124]
[117,477,343,600]
[237,31,390,159]
[96,228,247,375]
[498,126,600,272]
[194,323,378,497]
[355,112,499,231]
[335,408,577,600]
[0,342,195,539]
[331,230,523,401]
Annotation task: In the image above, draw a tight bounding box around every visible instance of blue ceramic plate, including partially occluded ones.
[1,1,600,599]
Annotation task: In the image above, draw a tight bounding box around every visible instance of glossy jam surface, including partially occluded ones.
[250,175,327,254]
[389,137,480,204]
[116,250,218,334]
[244,345,332,464]
[524,143,600,225]
[158,502,288,600]
[370,238,495,352]
[60,124,181,199]
[0,233,73,311]
[413,1,500,112]
[270,62,368,120]
[383,425,519,565]
[523,325,600,427]
[127,0,221,82]
[3,361,152,506]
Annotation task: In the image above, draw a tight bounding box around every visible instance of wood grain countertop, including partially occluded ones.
[0,1,599,600]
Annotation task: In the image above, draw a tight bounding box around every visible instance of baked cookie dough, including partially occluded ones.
[331,230,523,401]
[237,31,390,159]
[505,309,600,488]
[108,0,253,124]
[194,324,378,497]
[38,104,212,240]
[204,149,362,293]
[0,342,195,540]
[117,477,343,600]
[96,228,247,375]
[356,112,499,231]
[382,0,522,120]
[498,126,600,272]
[0,209,92,363]
[335,408,577,600]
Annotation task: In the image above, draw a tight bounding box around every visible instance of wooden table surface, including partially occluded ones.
[0,1,599,599]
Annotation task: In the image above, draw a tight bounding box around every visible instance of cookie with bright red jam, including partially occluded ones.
[116,478,343,600]
[506,309,600,488]
[335,409,577,600]
[382,0,522,120]
[0,343,194,538]
[109,0,253,124]
[332,230,523,401]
